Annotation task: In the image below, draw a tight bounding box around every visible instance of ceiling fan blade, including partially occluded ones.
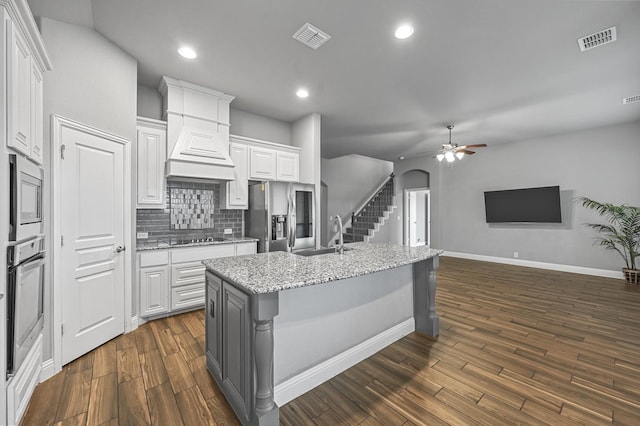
[459,144,487,149]
[456,149,476,155]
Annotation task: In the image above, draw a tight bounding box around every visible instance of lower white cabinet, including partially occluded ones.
[139,241,256,318]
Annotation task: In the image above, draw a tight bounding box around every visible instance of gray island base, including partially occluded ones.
[203,242,442,425]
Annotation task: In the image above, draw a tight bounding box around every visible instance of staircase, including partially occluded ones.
[343,175,395,243]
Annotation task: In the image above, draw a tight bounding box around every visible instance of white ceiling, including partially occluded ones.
[28,0,640,160]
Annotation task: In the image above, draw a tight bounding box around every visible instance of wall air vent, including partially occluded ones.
[577,26,617,52]
[622,95,640,105]
[292,23,331,49]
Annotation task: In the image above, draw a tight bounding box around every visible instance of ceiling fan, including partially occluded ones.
[434,125,487,163]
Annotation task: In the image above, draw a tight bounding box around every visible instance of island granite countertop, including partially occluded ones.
[203,242,443,295]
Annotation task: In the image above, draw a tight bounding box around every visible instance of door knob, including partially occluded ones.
[115,245,126,253]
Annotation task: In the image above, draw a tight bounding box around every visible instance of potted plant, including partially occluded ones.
[577,196,640,285]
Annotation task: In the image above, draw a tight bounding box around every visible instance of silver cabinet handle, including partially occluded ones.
[115,245,126,253]
[0,292,4,300]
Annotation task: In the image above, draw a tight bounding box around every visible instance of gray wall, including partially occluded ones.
[230,108,292,145]
[321,155,393,241]
[137,84,163,120]
[396,120,640,272]
[39,17,137,360]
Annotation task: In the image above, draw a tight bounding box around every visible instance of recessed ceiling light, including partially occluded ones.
[296,88,309,98]
[395,24,414,40]
[178,46,197,59]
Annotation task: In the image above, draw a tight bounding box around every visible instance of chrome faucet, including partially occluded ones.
[333,215,344,254]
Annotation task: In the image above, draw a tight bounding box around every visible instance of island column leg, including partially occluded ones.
[413,256,440,337]
[252,292,279,426]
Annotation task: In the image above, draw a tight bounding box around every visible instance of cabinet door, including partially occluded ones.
[29,62,44,165]
[222,283,252,421]
[7,21,32,156]
[136,124,167,208]
[140,266,170,317]
[249,146,276,180]
[205,272,222,379]
[224,142,248,209]
[276,151,299,182]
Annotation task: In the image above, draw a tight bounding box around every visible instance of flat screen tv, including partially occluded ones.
[484,185,561,223]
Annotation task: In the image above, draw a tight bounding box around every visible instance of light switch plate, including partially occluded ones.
[224,228,233,235]
[137,232,148,239]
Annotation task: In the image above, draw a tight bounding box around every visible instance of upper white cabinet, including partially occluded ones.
[244,137,300,182]
[249,145,277,180]
[5,10,50,165]
[221,140,249,209]
[276,150,300,182]
[136,117,167,209]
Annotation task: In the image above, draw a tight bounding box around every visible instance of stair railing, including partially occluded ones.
[329,173,395,246]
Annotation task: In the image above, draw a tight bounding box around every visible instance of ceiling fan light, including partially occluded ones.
[445,151,455,162]
[455,151,464,160]
[436,153,444,162]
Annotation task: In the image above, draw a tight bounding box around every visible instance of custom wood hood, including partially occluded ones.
[159,76,236,181]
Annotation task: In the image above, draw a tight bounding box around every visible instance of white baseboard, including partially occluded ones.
[127,315,142,332]
[443,251,624,279]
[39,358,55,382]
[274,318,415,406]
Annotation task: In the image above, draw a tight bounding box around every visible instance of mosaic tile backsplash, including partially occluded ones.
[170,188,215,229]
[136,180,243,247]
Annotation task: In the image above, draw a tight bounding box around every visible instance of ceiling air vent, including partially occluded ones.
[577,26,617,52]
[292,23,331,49]
[623,95,640,105]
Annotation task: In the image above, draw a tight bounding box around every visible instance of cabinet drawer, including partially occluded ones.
[139,250,169,267]
[171,261,205,287]
[170,244,235,264]
[171,283,205,311]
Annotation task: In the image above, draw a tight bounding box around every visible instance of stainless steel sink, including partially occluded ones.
[294,247,353,257]
[294,247,337,256]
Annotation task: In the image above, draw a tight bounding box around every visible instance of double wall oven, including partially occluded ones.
[6,154,45,377]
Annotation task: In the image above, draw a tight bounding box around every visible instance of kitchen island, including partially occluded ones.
[203,242,442,426]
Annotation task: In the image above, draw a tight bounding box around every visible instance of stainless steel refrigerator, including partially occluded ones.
[245,181,316,253]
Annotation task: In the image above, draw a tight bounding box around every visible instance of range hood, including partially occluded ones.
[159,76,236,181]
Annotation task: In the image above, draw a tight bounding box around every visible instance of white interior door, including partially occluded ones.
[59,123,126,365]
[406,189,430,247]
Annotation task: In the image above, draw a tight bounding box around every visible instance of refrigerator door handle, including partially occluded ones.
[288,191,296,250]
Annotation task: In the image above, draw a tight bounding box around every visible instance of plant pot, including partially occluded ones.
[622,268,640,285]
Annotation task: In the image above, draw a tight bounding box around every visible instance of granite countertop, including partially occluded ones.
[136,236,259,251]
[203,242,443,295]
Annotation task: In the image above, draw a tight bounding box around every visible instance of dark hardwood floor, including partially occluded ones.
[21,257,640,425]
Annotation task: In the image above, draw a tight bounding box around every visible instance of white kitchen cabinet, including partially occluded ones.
[139,250,170,318]
[140,265,170,317]
[221,141,249,209]
[243,136,301,182]
[6,18,46,164]
[139,241,256,319]
[276,150,299,182]
[249,145,277,180]
[136,117,167,209]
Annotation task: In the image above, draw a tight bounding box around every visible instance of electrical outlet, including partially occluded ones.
[137,232,148,239]
[224,228,233,235]
[513,251,519,259]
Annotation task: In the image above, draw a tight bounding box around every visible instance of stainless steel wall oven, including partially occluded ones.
[6,235,45,377]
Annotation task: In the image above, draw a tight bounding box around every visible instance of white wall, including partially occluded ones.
[39,17,137,361]
[137,84,162,120]
[322,155,393,241]
[396,121,640,272]
[230,108,291,145]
